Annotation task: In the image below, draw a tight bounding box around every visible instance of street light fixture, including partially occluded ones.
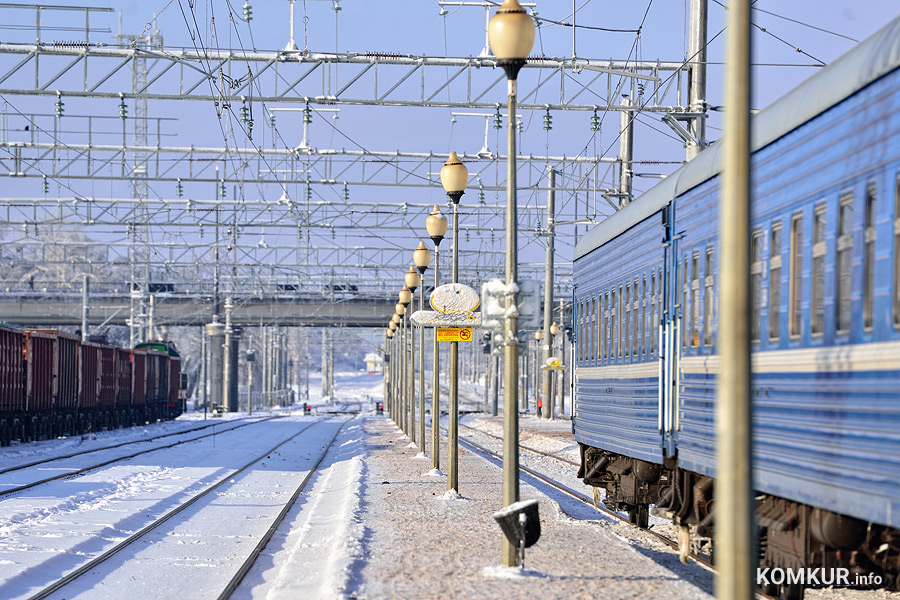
[404,269,420,444]
[440,151,468,494]
[488,0,534,567]
[399,287,412,437]
[425,205,448,472]
[390,316,400,420]
[413,243,431,456]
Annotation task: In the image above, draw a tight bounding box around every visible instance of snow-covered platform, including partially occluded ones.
[351,415,715,600]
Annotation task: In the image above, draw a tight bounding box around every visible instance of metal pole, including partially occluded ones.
[223,298,233,412]
[199,325,207,414]
[81,274,89,341]
[418,281,426,454]
[491,352,499,416]
[687,0,708,160]
[321,328,329,400]
[247,348,253,415]
[541,169,556,419]
[717,0,754,597]
[502,76,521,567]
[448,200,460,493]
[409,307,416,444]
[619,95,634,207]
[432,245,441,471]
[147,295,155,341]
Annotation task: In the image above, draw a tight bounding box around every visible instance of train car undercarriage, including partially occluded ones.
[578,442,900,598]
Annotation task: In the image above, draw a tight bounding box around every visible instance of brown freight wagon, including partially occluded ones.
[24,330,55,440]
[167,356,182,418]
[144,349,170,422]
[0,325,25,446]
[115,348,133,426]
[131,348,147,423]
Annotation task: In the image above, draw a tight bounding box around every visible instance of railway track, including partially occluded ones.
[451,421,714,569]
[0,416,280,498]
[23,417,347,600]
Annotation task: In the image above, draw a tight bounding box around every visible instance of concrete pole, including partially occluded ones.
[408,308,416,444]
[687,0,708,161]
[717,0,755,598]
[147,295,155,341]
[321,328,329,400]
[205,321,226,411]
[247,348,253,415]
[521,349,528,411]
[199,326,207,411]
[619,95,634,207]
[541,169,556,419]
[491,352,499,416]
[81,274,90,341]
[223,298,233,412]
[501,73,521,567]
[431,246,441,471]
[228,326,240,413]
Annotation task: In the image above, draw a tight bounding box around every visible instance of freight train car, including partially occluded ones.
[0,330,184,445]
[573,16,900,598]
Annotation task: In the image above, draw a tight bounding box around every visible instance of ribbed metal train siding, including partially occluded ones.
[574,214,666,464]
[0,327,24,413]
[673,65,900,527]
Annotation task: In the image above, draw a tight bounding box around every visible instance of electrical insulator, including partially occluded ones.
[176,179,184,197]
[220,180,227,198]
[242,0,252,21]
[439,7,448,16]
[303,103,312,125]
[269,113,276,127]
[543,109,553,131]
[531,10,542,28]
[55,93,64,118]
[333,1,341,12]
[493,109,502,130]
[342,184,349,202]
[516,120,524,134]
[199,224,204,238]
[591,109,600,132]
[240,103,250,123]
[306,185,312,201]
[331,228,336,239]
[478,188,485,204]
[118,98,127,119]
[42,176,49,194]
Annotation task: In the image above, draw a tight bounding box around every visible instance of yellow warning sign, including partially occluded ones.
[437,327,473,342]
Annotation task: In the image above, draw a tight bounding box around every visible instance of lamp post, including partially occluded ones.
[489,0,534,567]
[396,296,410,436]
[440,151,468,493]
[404,270,420,444]
[391,312,401,425]
[534,329,542,413]
[426,205,448,472]
[413,242,431,455]
[547,321,558,419]
[385,327,394,415]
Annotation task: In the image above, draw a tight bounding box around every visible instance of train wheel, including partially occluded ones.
[629,505,649,528]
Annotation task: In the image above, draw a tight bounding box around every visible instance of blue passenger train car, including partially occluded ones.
[572,15,900,595]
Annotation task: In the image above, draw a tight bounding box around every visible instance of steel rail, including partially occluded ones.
[0,417,268,476]
[217,419,348,599]
[0,416,280,498]
[25,417,332,600]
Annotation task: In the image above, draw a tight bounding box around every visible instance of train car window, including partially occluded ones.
[651,272,658,355]
[836,193,854,335]
[597,293,603,362]
[643,275,649,359]
[682,257,689,349]
[580,298,586,363]
[612,288,619,361]
[751,230,763,342]
[704,248,714,347]
[625,283,632,359]
[618,285,624,360]
[895,175,900,327]
[769,223,783,341]
[601,292,607,362]
[691,252,700,347]
[863,184,877,332]
[788,214,803,337]
[591,296,596,363]
[812,204,827,337]
[789,214,804,338]
[634,278,640,358]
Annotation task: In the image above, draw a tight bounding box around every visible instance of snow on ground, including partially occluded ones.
[0,370,895,599]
